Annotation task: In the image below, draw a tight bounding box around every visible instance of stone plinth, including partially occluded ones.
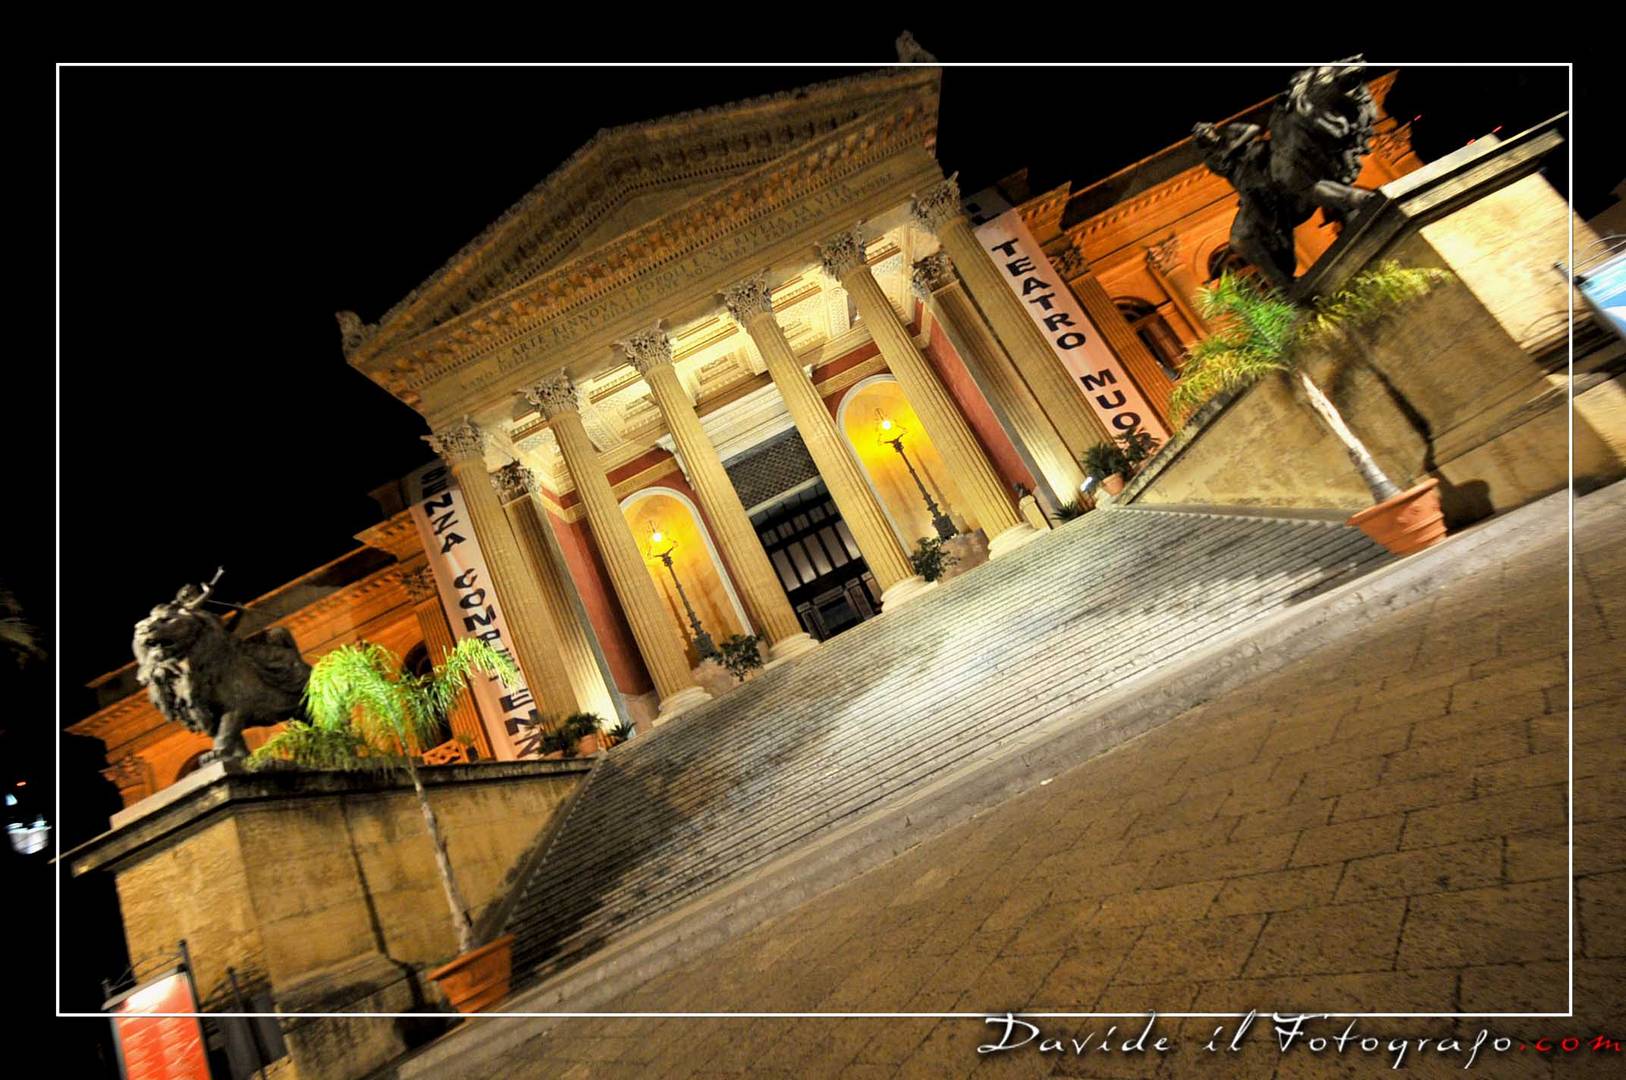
[68,758,592,1080]
[1126,117,1626,523]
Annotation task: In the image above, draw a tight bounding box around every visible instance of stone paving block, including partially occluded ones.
[1400,879,1567,968]
[1231,798,1337,841]
[1189,968,1457,1013]
[1208,864,1344,918]
[1578,870,1626,959]
[1088,881,1225,930]
[1332,772,1474,823]
[1288,814,1405,867]
[1244,897,1406,976]
[1457,960,1569,1012]
[1144,835,1298,890]
[1114,914,1267,985]
[1401,784,1565,848]
[1334,839,1502,902]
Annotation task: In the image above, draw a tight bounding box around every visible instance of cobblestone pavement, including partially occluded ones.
[458,488,1623,1078]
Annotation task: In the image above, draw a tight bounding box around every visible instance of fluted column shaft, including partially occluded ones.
[822,233,1032,555]
[494,465,620,721]
[624,335,817,661]
[427,420,577,728]
[723,278,923,601]
[403,566,493,758]
[526,381,708,718]
[913,252,1088,507]
[914,180,1110,458]
[1066,264,1176,428]
[1145,237,1209,340]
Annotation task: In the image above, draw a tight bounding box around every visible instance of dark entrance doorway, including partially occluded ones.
[751,482,882,641]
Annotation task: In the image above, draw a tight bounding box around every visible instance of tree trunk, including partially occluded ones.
[410,761,476,955]
[1296,369,1402,503]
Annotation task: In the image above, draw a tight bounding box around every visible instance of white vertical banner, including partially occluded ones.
[973,209,1169,442]
[406,462,541,760]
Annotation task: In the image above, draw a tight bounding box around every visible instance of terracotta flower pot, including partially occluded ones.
[1100,473,1126,496]
[575,734,602,756]
[1347,477,1447,556]
[427,934,515,1014]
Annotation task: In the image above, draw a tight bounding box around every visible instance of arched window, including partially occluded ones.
[1207,244,1258,283]
[1116,299,1185,381]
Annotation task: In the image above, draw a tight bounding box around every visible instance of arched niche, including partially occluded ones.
[619,487,752,657]
[835,374,972,544]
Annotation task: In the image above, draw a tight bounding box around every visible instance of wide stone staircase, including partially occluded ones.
[500,506,1391,989]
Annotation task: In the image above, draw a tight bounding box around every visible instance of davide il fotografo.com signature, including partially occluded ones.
[978,1012,1623,1070]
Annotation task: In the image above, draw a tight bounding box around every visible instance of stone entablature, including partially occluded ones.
[349,68,942,359]
[348,86,943,423]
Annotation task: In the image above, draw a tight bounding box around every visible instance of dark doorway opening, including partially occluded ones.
[751,482,881,641]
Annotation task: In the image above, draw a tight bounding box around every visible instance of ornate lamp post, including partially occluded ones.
[644,519,718,662]
[875,410,956,541]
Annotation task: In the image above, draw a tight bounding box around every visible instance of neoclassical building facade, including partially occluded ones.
[75,64,1427,788]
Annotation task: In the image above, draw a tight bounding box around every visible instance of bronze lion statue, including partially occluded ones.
[132,570,311,763]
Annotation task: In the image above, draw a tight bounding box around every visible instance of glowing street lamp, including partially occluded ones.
[644,519,718,661]
[874,410,955,540]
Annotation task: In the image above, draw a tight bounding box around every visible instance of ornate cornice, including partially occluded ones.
[348,75,942,407]
[400,565,438,603]
[721,274,775,326]
[424,417,487,463]
[524,374,580,418]
[619,328,674,375]
[910,251,954,300]
[491,461,537,503]
[336,311,376,359]
[818,227,870,281]
[102,754,154,792]
[910,173,961,235]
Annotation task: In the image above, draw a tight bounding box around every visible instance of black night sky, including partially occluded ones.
[33,45,1618,1056]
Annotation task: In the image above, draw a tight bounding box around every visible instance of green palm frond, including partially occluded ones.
[1301,261,1454,348]
[249,720,383,772]
[1173,263,1452,427]
[251,636,516,773]
[426,638,517,722]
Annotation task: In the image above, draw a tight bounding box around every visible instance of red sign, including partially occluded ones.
[110,971,212,1080]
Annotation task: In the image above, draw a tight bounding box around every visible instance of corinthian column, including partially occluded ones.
[722,275,931,608]
[1059,242,1176,428]
[491,463,620,720]
[424,418,576,725]
[912,175,1110,458]
[523,376,711,722]
[911,251,1087,510]
[400,565,493,758]
[1145,236,1209,339]
[820,229,1036,559]
[621,330,818,661]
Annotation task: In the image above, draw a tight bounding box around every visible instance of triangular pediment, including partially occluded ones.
[374,66,942,341]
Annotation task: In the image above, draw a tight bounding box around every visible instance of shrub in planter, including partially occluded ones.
[1081,441,1130,492]
[249,638,519,1011]
[1116,426,1161,473]
[1171,262,1454,554]
[910,536,959,583]
[1052,498,1087,522]
[717,633,765,683]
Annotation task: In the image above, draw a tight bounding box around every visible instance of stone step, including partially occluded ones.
[503,507,1389,980]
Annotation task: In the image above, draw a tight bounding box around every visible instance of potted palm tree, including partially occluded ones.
[1082,441,1132,496]
[1170,260,1454,555]
[249,637,520,1013]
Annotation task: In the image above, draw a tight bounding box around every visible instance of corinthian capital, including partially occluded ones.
[619,328,674,375]
[523,374,580,418]
[491,461,536,503]
[910,251,955,301]
[721,274,775,326]
[910,174,963,235]
[423,417,487,463]
[400,564,438,602]
[1145,236,1182,275]
[817,227,870,281]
